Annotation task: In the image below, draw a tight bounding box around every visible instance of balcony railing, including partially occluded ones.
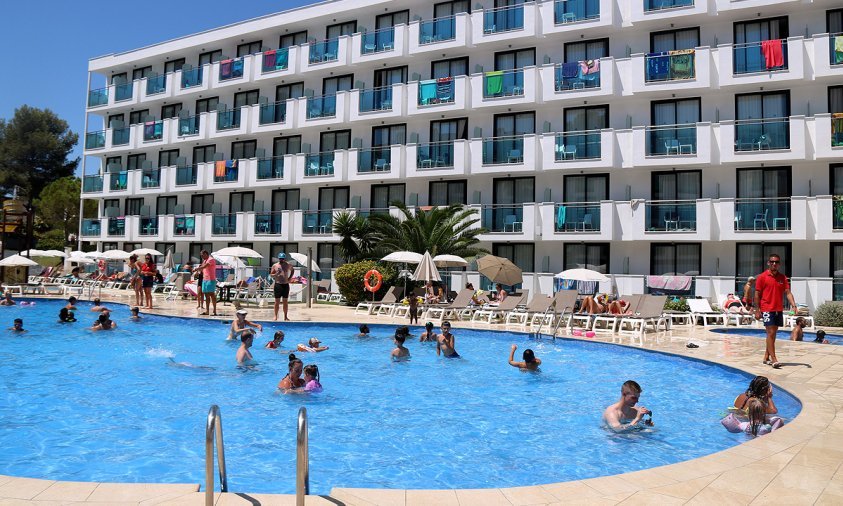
[417,141,455,168]
[175,165,198,186]
[306,95,337,119]
[355,208,391,219]
[82,175,103,193]
[140,169,160,188]
[146,75,166,95]
[358,147,392,173]
[359,86,393,112]
[482,136,524,165]
[111,127,130,146]
[734,197,791,231]
[555,60,601,91]
[309,39,339,64]
[81,219,101,236]
[213,161,238,183]
[219,58,244,81]
[302,210,333,234]
[257,156,284,180]
[733,39,788,74]
[481,205,524,233]
[178,115,200,136]
[555,0,600,24]
[181,67,203,88]
[645,200,697,231]
[555,130,601,160]
[114,82,133,102]
[646,124,697,156]
[645,50,696,81]
[554,202,601,232]
[255,212,283,234]
[143,121,164,141]
[139,217,159,236]
[734,118,790,151]
[259,101,286,125]
[361,27,395,54]
[174,215,196,236]
[109,171,128,191]
[304,153,335,176]
[833,198,843,230]
[418,78,454,105]
[88,88,108,107]
[644,0,693,11]
[419,15,457,44]
[832,113,843,148]
[216,109,241,130]
[212,214,237,235]
[832,34,843,65]
[483,4,525,34]
[107,217,125,236]
[85,131,105,149]
[483,69,524,98]
[262,48,289,72]
[834,279,843,301]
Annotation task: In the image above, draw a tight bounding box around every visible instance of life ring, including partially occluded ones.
[97,259,106,272]
[363,269,383,293]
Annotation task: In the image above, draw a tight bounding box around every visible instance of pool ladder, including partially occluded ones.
[533,302,572,339]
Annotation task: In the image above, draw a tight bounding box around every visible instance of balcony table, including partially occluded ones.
[773,217,789,230]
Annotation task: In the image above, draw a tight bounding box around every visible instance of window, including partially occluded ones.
[129,110,150,125]
[494,177,534,204]
[319,186,350,210]
[320,130,351,151]
[372,124,406,146]
[123,243,142,253]
[564,174,607,230]
[564,243,609,272]
[161,103,182,119]
[430,118,468,141]
[237,41,262,57]
[650,98,700,155]
[737,243,791,280]
[429,180,467,205]
[279,31,307,49]
[108,114,124,127]
[374,66,408,87]
[735,91,791,150]
[132,66,152,81]
[110,73,127,85]
[164,58,185,73]
[234,90,259,108]
[371,184,405,209]
[104,199,120,212]
[733,17,789,73]
[270,243,299,261]
[273,136,302,157]
[832,164,843,197]
[189,243,212,263]
[376,10,409,28]
[229,192,254,213]
[127,154,146,171]
[317,243,342,271]
[736,167,791,230]
[191,194,214,214]
[125,198,144,216]
[431,57,468,79]
[649,170,701,230]
[652,98,700,126]
[833,243,843,300]
[650,244,701,276]
[493,243,534,273]
[198,50,222,67]
[828,9,843,33]
[494,48,535,70]
[326,21,357,39]
[494,112,535,136]
[322,75,353,94]
[195,97,219,114]
[231,140,257,159]
[565,38,608,62]
[434,0,470,17]
[158,149,179,167]
[563,105,607,159]
[156,196,177,215]
[102,242,119,251]
[193,145,216,164]
[830,86,843,114]
[272,189,300,211]
[276,83,305,101]
[105,156,122,170]
[650,27,700,52]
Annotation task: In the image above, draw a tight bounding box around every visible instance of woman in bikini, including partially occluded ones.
[733,376,778,415]
[278,354,305,391]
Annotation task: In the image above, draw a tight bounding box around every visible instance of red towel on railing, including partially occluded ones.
[761,39,783,69]
[214,160,226,178]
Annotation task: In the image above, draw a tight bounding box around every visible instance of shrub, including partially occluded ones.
[335,260,397,306]
[663,297,690,312]
[813,302,843,327]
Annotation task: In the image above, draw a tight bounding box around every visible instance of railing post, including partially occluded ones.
[205,405,228,506]
[296,407,309,506]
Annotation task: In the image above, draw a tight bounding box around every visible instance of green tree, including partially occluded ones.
[0,105,79,201]
[33,176,94,247]
[36,229,66,251]
[332,211,377,262]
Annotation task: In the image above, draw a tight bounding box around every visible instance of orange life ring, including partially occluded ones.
[98,259,106,272]
[363,269,383,293]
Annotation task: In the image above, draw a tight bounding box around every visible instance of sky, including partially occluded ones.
[0,0,314,175]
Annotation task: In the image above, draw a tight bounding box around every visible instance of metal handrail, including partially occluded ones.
[297,407,309,506]
[205,405,228,506]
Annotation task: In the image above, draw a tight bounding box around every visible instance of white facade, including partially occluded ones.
[81,0,843,308]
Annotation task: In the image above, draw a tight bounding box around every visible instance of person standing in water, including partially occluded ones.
[391,327,410,361]
[194,250,218,316]
[508,344,541,370]
[603,380,653,432]
[278,354,305,390]
[436,321,459,358]
[236,330,255,364]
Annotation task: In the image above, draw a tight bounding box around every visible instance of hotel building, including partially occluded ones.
[80,0,843,308]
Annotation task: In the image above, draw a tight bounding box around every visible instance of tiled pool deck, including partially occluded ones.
[2,292,843,505]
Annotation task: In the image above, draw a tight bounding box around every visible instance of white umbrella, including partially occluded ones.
[20,249,45,257]
[433,254,469,267]
[131,248,163,257]
[41,250,67,257]
[100,250,131,260]
[214,246,262,259]
[381,251,423,264]
[20,249,65,266]
[553,268,610,283]
[212,254,246,268]
[67,253,94,264]
[0,254,39,267]
[163,249,175,271]
[413,251,441,282]
[288,252,321,273]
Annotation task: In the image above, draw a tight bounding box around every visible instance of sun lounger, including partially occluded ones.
[471,291,528,324]
[425,289,479,322]
[505,293,552,325]
[355,286,401,315]
[715,294,755,326]
[618,295,669,338]
[688,298,727,326]
[591,294,644,334]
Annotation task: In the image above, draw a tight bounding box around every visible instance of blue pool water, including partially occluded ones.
[710,327,843,345]
[0,300,800,494]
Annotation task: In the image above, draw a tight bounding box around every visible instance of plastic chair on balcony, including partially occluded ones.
[560,12,576,23]
[307,160,320,176]
[556,144,576,160]
[756,134,771,150]
[664,211,679,231]
[507,149,522,163]
[753,208,770,230]
[580,214,594,231]
[363,42,377,53]
[321,161,334,175]
[503,214,522,233]
[665,139,681,155]
[305,214,318,233]
[374,158,390,171]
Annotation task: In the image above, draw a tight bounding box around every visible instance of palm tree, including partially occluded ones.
[332,210,376,262]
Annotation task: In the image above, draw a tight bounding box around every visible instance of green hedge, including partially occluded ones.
[813,302,843,327]
[335,260,397,306]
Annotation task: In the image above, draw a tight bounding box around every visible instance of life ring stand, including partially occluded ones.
[363,269,383,293]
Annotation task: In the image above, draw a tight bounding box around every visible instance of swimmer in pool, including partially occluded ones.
[508,344,541,371]
[129,307,141,320]
[297,337,329,352]
[236,330,255,364]
[91,312,117,331]
[436,321,459,358]
[391,328,410,361]
[90,298,109,312]
[265,330,285,349]
[278,354,305,390]
[814,329,830,344]
[790,317,806,341]
[65,296,78,311]
[303,364,323,392]
[58,307,77,323]
[0,292,15,306]
[603,380,653,432]
[228,309,263,340]
[419,321,437,342]
[358,324,370,337]
[9,318,25,332]
[734,376,777,415]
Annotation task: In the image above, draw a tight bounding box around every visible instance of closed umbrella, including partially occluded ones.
[289,252,321,273]
[477,254,523,286]
[381,251,423,264]
[163,249,175,274]
[412,251,441,282]
[0,254,39,267]
[553,268,610,282]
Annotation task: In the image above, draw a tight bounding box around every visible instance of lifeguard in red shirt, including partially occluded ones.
[753,253,797,369]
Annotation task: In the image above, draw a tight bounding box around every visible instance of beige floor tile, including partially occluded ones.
[789,446,843,470]
[0,478,56,500]
[540,481,604,502]
[453,488,512,506]
[649,474,718,500]
[749,484,821,505]
[406,489,458,506]
[330,488,405,506]
[815,489,843,506]
[499,485,559,505]
[86,483,200,502]
[685,486,754,506]
[617,490,685,505]
[613,469,677,490]
[580,476,642,496]
[32,481,98,502]
[764,463,837,492]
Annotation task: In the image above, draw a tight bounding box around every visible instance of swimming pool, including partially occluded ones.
[710,327,843,345]
[0,300,800,494]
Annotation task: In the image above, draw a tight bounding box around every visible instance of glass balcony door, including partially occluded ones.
[735,167,791,231]
[649,170,700,231]
[733,16,789,73]
[735,91,790,151]
[649,98,700,156]
[563,106,606,160]
[490,177,533,232]
[561,174,606,232]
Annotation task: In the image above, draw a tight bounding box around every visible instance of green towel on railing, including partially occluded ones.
[835,36,843,64]
[485,71,504,95]
[419,80,437,104]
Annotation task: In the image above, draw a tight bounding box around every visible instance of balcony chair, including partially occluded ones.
[503,214,522,233]
[756,134,771,150]
[507,149,522,163]
[363,42,377,53]
[307,161,320,176]
[665,139,681,155]
[560,12,576,23]
[663,211,679,231]
[305,214,318,234]
[381,41,394,51]
[753,208,770,230]
[320,161,334,175]
[556,144,576,160]
[580,213,594,231]
[374,158,390,171]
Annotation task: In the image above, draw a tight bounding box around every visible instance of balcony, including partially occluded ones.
[114,81,133,102]
[632,48,710,93]
[361,27,395,56]
[180,66,203,89]
[554,61,601,91]
[301,94,348,126]
[474,135,537,174]
[357,147,392,174]
[175,165,198,187]
[541,59,614,102]
[257,156,284,180]
[145,74,166,96]
[631,0,705,23]
[734,39,787,74]
[358,86,393,113]
[645,51,695,82]
[406,140,470,178]
[554,0,599,24]
[82,175,103,193]
[211,214,237,236]
[815,114,843,159]
[216,109,241,131]
[177,115,200,137]
[108,171,128,191]
[416,141,455,169]
[721,116,805,163]
[632,123,711,167]
[814,33,843,79]
[212,161,239,183]
[308,38,339,64]
[304,153,335,177]
[541,130,614,170]
[474,2,537,43]
[107,217,125,237]
[262,48,290,73]
[111,127,131,147]
[553,202,602,232]
[417,16,456,44]
[88,88,108,107]
[302,210,333,235]
[541,0,612,35]
[407,76,468,116]
[481,205,525,233]
[645,201,697,232]
[173,215,196,236]
[644,0,693,11]
[734,118,789,152]
[85,131,105,150]
[734,198,792,231]
[472,67,538,108]
[647,124,697,156]
[258,101,286,125]
[142,120,164,142]
[417,78,454,106]
[713,0,801,11]
[219,58,245,82]
[719,38,804,86]
[481,135,524,166]
[81,219,101,237]
[254,212,284,235]
[139,217,159,236]
[483,4,524,34]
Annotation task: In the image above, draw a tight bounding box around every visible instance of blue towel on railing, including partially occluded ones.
[232,59,244,77]
[556,205,566,229]
[647,52,670,80]
[419,80,438,104]
[561,62,579,78]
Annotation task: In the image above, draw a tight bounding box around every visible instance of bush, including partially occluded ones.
[335,260,397,306]
[663,297,690,312]
[813,302,843,327]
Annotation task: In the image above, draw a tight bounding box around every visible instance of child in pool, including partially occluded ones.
[303,364,322,393]
[357,324,370,337]
[129,307,141,320]
[266,330,285,349]
[58,307,77,322]
[9,318,25,332]
[722,397,783,436]
[391,328,410,361]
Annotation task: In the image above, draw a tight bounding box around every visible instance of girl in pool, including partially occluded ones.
[297,337,329,352]
[265,330,285,349]
[58,307,77,322]
[734,376,778,415]
[419,321,436,342]
[508,344,541,371]
[278,354,305,390]
[303,364,322,393]
[722,397,783,436]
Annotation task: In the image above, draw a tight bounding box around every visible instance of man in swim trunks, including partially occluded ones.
[270,253,294,321]
[754,253,797,369]
[9,318,25,332]
[228,309,263,340]
[65,296,78,310]
[193,250,218,316]
[436,321,459,358]
[90,298,109,312]
[603,380,653,432]
[236,330,255,364]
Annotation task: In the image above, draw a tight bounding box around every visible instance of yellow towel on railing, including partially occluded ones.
[214,160,226,178]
